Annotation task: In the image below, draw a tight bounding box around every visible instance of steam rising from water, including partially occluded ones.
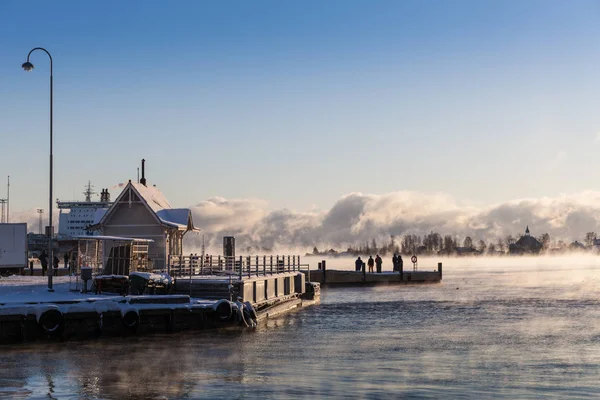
[186,191,600,252]
[13,190,600,252]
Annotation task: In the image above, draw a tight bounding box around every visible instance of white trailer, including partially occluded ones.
[0,223,28,273]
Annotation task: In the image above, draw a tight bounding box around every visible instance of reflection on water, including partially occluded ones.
[2,256,600,399]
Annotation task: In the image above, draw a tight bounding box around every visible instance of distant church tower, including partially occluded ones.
[525,226,530,236]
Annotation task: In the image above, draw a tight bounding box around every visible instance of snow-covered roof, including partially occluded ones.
[72,235,154,243]
[156,208,192,229]
[131,182,172,214]
[96,181,197,231]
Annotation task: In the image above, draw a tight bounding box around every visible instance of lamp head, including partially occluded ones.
[21,61,34,71]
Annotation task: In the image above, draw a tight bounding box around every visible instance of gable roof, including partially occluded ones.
[131,182,172,213]
[95,181,197,231]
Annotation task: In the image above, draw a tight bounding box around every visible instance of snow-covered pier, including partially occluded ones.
[307,262,442,285]
[0,275,319,343]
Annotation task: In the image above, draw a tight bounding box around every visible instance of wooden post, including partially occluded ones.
[270,255,273,274]
[239,256,243,281]
[263,255,266,276]
[288,255,291,272]
[322,260,326,283]
[400,259,403,282]
[438,262,442,280]
[363,260,366,282]
[256,255,259,276]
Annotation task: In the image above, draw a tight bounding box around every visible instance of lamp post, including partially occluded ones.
[22,47,54,291]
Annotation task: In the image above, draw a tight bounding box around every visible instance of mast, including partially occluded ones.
[6,176,9,223]
[83,181,96,202]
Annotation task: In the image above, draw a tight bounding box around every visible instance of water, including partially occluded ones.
[2,255,600,399]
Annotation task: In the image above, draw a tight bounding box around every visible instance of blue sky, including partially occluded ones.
[2,0,600,214]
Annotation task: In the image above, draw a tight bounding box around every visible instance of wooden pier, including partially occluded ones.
[306,262,442,285]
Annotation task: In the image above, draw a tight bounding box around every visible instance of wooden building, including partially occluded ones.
[91,175,196,271]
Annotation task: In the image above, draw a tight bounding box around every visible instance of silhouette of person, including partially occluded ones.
[38,250,48,276]
[375,254,382,273]
[367,256,374,273]
[355,256,362,272]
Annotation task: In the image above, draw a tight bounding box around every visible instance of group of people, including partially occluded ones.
[354,254,404,273]
[35,250,71,276]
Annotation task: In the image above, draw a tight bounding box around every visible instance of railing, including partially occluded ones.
[168,254,307,279]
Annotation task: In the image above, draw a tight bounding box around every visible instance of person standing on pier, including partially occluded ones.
[38,250,48,276]
[355,256,363,272]
[392,254,398,272]
[53,255,60,273]
[375,254,382,273]
[64,252,70,268]
[367,256,374,273]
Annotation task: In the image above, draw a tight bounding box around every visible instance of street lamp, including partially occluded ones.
[22,47,54,291]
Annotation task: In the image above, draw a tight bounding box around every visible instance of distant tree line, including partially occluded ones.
[308,231,599,257]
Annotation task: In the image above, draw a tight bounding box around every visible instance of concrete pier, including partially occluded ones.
[306,264,442,286]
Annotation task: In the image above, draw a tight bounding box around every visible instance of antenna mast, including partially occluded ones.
[83,181,96,202]
[6,176,9,223]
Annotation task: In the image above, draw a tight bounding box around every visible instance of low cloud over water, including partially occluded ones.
[14,190,600,252]
[185,190,600,251]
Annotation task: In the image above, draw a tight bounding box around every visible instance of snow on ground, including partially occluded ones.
[0,275,106,304]
[0,275,217,310]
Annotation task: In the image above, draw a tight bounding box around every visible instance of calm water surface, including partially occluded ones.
[2,256,600,399]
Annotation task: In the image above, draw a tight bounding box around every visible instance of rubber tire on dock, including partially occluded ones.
[39,309,64,337]
[214,300,233,321]
[243,302,258,320]
[122,310,139,332]
[242,303,257,328]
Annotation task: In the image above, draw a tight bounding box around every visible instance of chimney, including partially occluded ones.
[140,159,147,186]
[100,189,111,203]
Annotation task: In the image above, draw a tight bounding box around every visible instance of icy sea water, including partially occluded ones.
[2,255,600,399]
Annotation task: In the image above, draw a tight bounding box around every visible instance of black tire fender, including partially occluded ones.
[243,302,258,321]
[122,310,139,329]
[39,309,63,336]
[214,300,232,321]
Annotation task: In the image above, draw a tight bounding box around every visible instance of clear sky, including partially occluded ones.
[2,0,600,214]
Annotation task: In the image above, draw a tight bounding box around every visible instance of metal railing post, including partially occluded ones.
[239,256,243,281]
[270,255,273,274]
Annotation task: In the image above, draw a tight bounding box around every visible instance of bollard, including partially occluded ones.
[438,262,442,280]
[400,261,403,282]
